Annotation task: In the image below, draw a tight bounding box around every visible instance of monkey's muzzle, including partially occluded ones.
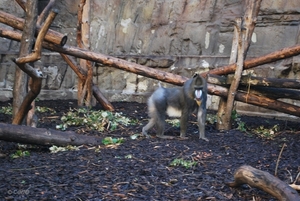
[194,89,202,106]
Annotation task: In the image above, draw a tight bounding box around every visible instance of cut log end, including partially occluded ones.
[227,165,300,201]
[60,35,68,46]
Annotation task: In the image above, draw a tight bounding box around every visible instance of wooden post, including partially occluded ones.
[216,0,262,130]
[222,19,245,130]
[216,18,240,130]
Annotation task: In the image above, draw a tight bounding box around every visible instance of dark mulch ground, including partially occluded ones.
[0,99,299,201]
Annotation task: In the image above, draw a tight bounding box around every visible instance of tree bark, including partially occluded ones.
[227,165,300,201]
[0,123,102,146]
[1,28,300,117]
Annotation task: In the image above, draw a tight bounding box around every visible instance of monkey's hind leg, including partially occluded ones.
[198,109,209,142]
[142,118,156,137]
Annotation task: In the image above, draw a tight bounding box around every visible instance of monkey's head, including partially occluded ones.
[188,73,206,106]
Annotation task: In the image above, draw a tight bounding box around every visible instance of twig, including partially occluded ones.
[293,171,300,184]
[275,143,286,176]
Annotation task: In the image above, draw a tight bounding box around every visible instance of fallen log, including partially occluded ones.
[208,74,300,89]
[210,84,300,117]
[207,74,300,100]
[1,28,300,117]
[239,86,300,101]
[0,123,102,146]
[227,165,300,201]
[228,75,300,89]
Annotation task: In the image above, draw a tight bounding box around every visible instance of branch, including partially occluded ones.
[15,9,58,64]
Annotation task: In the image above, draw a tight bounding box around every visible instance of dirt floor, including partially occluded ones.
[0,99,299,201]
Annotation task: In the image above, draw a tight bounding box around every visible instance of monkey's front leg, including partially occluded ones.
[197,108,209,141]
[179,110,189,139]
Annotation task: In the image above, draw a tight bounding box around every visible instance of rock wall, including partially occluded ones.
[0,0,300,118]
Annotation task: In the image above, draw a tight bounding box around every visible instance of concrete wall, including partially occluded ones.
[0,0,299,118]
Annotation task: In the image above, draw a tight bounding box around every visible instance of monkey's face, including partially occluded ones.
[192,74,205,106]
[194,87,203,106]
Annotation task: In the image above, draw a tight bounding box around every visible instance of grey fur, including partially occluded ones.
[142,74,208,141]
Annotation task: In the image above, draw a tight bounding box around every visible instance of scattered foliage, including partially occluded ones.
[36,106,56,114]
[49,145,80,153]
[102,137,125,145]
[206,113,217,125]
[0,105,12,115]
[130,134,141,140]
[166,119,180,127]
[251,125,279,139]
[231,109,248,132]
[56,108,136,131]
[170,158,197,169]
[10,150,30,159]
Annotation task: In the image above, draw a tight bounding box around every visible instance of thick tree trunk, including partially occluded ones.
[12,0,37,121]
[77,0,93,107]
[0,123,102,146]
[227,165,300,201]
[12,9,57,125]
[1,28,300,117]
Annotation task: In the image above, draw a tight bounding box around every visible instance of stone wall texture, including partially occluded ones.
[0,0,300,118]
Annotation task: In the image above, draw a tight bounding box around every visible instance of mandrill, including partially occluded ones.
[142,73,208,141]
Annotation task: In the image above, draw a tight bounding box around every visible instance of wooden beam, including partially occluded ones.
[0,10,67,46]
[1,28,300,117]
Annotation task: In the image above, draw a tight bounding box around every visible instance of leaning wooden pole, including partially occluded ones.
[1,28,300,117]
[216,18,240,130]
[77,0,93,107]
[60,53,114,111]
